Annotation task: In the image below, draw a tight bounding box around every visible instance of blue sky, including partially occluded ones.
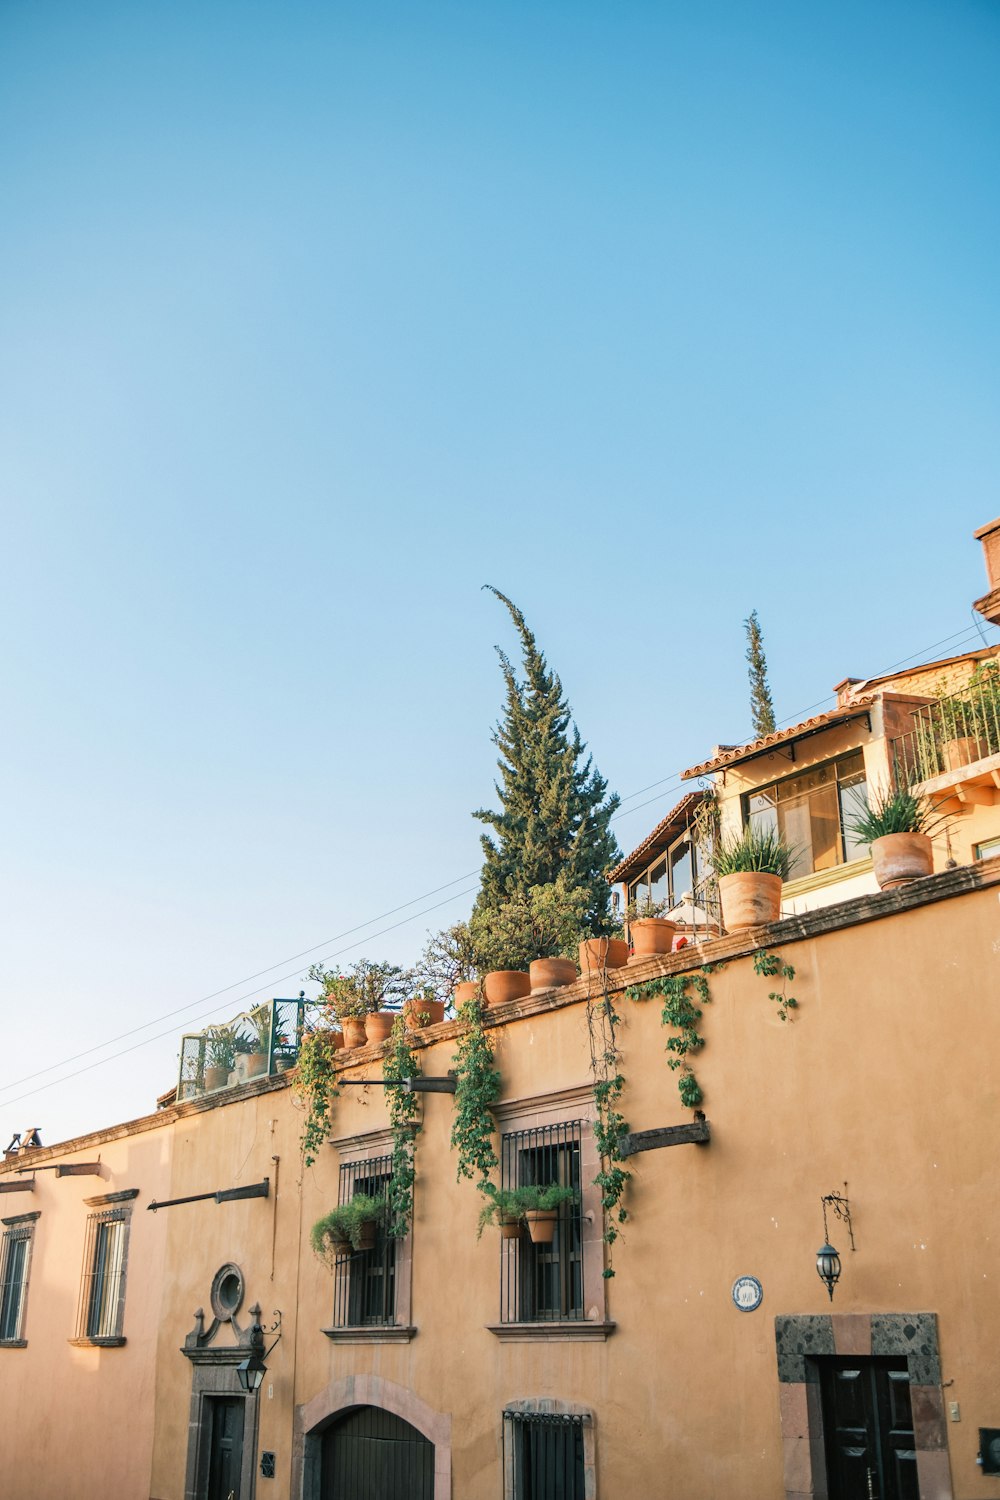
[2,0,998,1143]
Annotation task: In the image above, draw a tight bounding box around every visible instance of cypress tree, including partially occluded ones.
[745,609,777,738]
[472,588,621,939]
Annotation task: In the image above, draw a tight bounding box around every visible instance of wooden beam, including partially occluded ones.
[618,1120,710,1158]
[55,1163,104,1177]
[0,1178,34,1194]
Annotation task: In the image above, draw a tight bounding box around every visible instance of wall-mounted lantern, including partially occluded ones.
[815,1186,855,1302]
[236,1304,282,1393]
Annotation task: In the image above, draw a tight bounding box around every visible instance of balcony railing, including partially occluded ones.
[176,995,307,1103]
[890,671,1000,788]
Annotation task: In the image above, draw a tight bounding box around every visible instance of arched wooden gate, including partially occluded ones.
[321,1405,434,1499]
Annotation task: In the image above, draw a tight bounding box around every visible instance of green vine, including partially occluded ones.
[587,979,631,1278]
[752,950,799,1021]
[626,966,717,1109]
[383,1018,422,1238]
[293,1024,343,1167]
[450,996,501,1194]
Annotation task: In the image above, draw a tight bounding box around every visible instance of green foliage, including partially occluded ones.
[712,824,793,878]
[469,877,589,973]
[472,588,621,943]
[307,960,410,1020]
[449,996,501,1191]
[624,896,672,924]
[413,921,478,1002]
[204,1024,247,1070]
[846,782,934,842]
[745,608,777,738]
[936,660,1000,740]
[293,1025,342,1167]
[310,1195,387,1266]
[587,985,631,1278]
[627,968,716,1109]
[752,950,799,1022]
[383,1018,422,1238]
[246,1003,272,1053]
[476,1182,577,1237]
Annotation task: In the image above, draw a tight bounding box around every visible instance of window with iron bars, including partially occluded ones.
[331,1156,396,1328]
[0,1215,37,1345]
[504,1411,587,1500]
[500,1121,583,1324]
[75,1206,130,1342]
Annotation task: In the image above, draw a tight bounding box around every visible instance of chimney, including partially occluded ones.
[973,517,1000,627]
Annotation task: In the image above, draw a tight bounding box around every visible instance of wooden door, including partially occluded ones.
[820,1358,919,1500]
[321,1405,434,1499]
[206,1397,245,1500]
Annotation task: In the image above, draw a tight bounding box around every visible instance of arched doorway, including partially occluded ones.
[321,1405,434,1499]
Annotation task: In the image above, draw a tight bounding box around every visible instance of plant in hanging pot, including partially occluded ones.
[310,1194,387,1268]
[712,825,794,932]
[517,1183,578,1244]
[847,784,937,889]
[476,1186,530,1240]
[624,896,677,964]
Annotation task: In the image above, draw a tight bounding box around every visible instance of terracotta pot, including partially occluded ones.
[718,872,783,931]
[578,937,631,974]
[453,981,480,1007]
[364,1011,396,1045]
[341,1016,368,1049]
[529,957,578,993]
[627,917,678,963]
[871,832,933,889]
[499,1216,522,1240]
[483,970,531,1006]
[944,736,985,771]
[245,1052,268,1078]
[328,1029,344,1051]
[523,1209,558,1244]
[330,1238,352,1259]
[403,997,446,1029]
[356,1222,378,1252]
[204,1066,229,1093]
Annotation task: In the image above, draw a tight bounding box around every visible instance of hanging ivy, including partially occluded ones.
[587,980,631,1278]
[293,1025,343,1167]
[752,949,799,1021]
[450,995,501,1192]
[383,1018,422,1238]
[626,967,717,1109]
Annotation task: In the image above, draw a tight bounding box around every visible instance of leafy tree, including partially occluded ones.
[744,608,776,738]
[472,588,621,947]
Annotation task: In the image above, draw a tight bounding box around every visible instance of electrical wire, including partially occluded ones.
[4,615,997,1112]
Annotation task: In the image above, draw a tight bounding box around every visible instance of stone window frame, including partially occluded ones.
[774,1311,953,1499]
[0,1210,40,1347]
[322,1127,414,1344]
[69,1188,139,1348]
[502,1399,597,1500]
[488,1085,614,1343]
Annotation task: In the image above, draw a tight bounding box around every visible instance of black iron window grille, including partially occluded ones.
[0,1220,35,1343]
[331,1156,396,1328]
[500,1121,583,1324]
[504,1411,586,1500]
[75,1207,130,1341]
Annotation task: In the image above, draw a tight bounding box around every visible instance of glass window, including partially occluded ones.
[76,1206,130,1342]
[648,859,668,906]
[500,1123,584,1325]
[745,752,869,880]
[330,1158,397,1329]
[0,1220,35,1344]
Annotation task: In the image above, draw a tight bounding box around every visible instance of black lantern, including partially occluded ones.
[236,1313,267,1393]
[816,1241,841,1300]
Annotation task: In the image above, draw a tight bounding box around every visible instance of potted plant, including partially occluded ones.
[847,784,936,888]
[204,1024,246,1092]
[578,922,630,976]
[712,825,793,931]
[403,986,446,1030]
[413,921,478,1013]
[308,960,408,1048]
[310,1194,387,1268]
[244,1003,273,1077]
[517,1183,578,1244]
[624,896,677,964]
[469,881,586,1003]
[476,1186,531,1240]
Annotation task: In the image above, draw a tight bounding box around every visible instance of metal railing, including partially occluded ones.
[890,671,1000,787]
[176,994,306,1102]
